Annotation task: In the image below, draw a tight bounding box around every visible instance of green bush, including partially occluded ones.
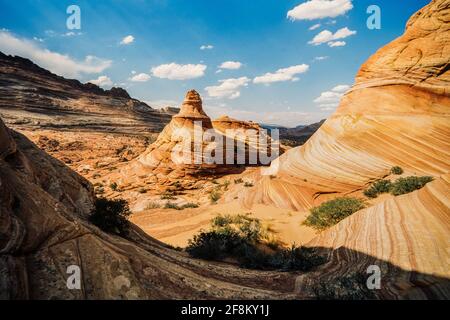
[303,197,366,230]
[390,166,403,175]
[313,273,377,300]
[109,182,118,191]
[180,202,199,209]
[187,214,326,271]
[209,189,221,203]
[390,176,433,196]
[146,202,160,209]
[363,180,392,198]
[161,191,176,200]
[234,178,243,184]
[89,198,131,236]
[244,181,254,187]
[164,202,199,210]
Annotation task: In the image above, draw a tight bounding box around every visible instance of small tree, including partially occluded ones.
[89,198,131,236]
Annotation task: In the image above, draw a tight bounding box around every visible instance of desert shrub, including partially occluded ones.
[180,202,199,209]
[187,214,326,271]
[89,198,131,236]
[244,181,254,187]
[303,197,366,230]
[313,273,377,300]
[211,214,265,242]
[95,186,105,194]
[222,180,230,191]
[173,181,182,189]
[234,178,243,184]
[138,188,147,194]
[390,166,403,175]
[268,246,326,272]
[145,202,160,209]
[164,202,199,210]
[390,176,433,196]
[363,180,392,198]
[109,182,118,191]
[161,191,176,200]
[209,189,222,203]
[164,201,180,209]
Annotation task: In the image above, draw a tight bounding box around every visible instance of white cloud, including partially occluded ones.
[151,63,207,80]
[120,35,134,45]
[287,0,353,21]
[130,73,151,82]
[331,84,350,92]
[253,64,309,84]
[145,99,180,108]
[88,75,113,88]
[62,31,83,37]
[205,77,250,99]
[131,70,137,74]
[313,56,329,61]
[200,44,214,50]
[204,104,319,128]
[309,23,321,31]
[33,37,44,42]
[309,27,356,45]
[218,61,242,70]
[314,84,350,110]
[328,41,346,47]
[0,30,111,78]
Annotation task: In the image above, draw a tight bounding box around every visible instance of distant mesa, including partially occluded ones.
[0,51,173,135]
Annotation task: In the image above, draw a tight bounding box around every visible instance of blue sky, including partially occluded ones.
[0,0,430,126]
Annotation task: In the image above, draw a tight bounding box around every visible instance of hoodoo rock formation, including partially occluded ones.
[123,90,279,188]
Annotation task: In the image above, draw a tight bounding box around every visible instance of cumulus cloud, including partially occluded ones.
[204,104,319,128]
[253,64,309,84]
[200,44,214,50]
[309,27,356,45]
[287,0,353,21]
[0,30,111,78]
[328,41,346,47]
[309,23,321,31]
[218,61,242,70]
[88,75,113,88]
[205,77,250,99]
[120,35,134,45]
[151,63,207,80]
[130,73,151,82]
[314,84,350,110]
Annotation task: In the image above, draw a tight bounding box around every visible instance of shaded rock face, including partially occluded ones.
[240,0,450,211]
[0,116,297,299]
[0,52,172,135]
[297,175,450,299]
[278,119,325,147]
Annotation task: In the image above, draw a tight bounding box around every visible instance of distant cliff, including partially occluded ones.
[0,52,172,135]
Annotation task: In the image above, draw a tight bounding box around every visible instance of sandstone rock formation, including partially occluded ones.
[0,115,297,299]
[122,90,279,189]
[0,52,172,135]
[227,0,450,299]
[298,175,450,299]
[237,0,450,211]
